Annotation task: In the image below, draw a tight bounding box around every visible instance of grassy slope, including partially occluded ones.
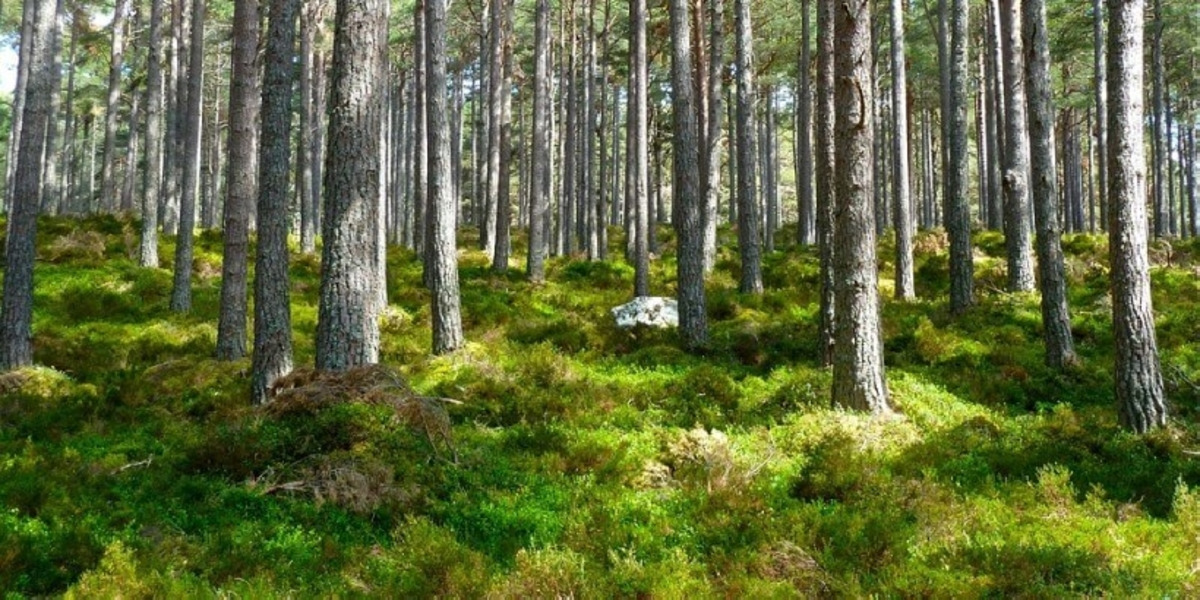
[2,215,1200,597]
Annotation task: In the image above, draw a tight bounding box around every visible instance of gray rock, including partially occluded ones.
[611,296,679,329]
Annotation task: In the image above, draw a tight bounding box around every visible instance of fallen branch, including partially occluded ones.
[114,455,153,474]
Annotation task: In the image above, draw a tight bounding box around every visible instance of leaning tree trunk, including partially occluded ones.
[832,0,889,413]
[890,0,913,300]
[0,0,56,370]
[169,0,206,313]
[1025,0,1076,369]
[316,0,388,370]
[1107,0,1166,433]
[733,0,762,294]
[252,0,298,402]
[946,0,974,312]
[815,0,836,366]
[528,0,551,282]
[999,0,1035,293]
[216,0,260,361]
[669,0,708,350]
[426,0,465,354]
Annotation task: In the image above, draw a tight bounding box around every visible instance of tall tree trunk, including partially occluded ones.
[795,0,814,248]
[528,0,550,282]
[56,16,77,215]
[0,0,56,369]
[100,0,129,211]
[1092,0,1107,230]
[701,0,724,271]
[986,0,1005,229]
[832,0,889,413]
[1107,0,1165,433]
[483,0,503,260]
[1025,0,1076,369]
[670,0,707,349]
[413,1,427,260]
[169,0,206,312]
[216,0,260,361]
[734,0,762,293]
[40,3,65,216]
[298,5,317,253]
[252,0,298,401]
[492,0,514,273]
[426,0,465,354]
[631,0,651,296]
[815,0,835,366]
[946,0,974,312]
[139,0,166,267]
[316,0,388,369]
[999,0,1034,292]
[1150,0,1165,238]
[3,0,36,213]
[890,0,913,300]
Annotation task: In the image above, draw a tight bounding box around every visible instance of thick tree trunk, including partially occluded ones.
[1025,0,1076,369]
[426,0,465,354]
[169,0,206,312]
[528,0,550,282]
[670,0,708,349]
[1107,0,1165,433]
[945,0,974,312]
[832,0,889,413]
[252,0,298,401]
[216,0,260,361]
[999,0,1035,293]
[734,0,762,293]
[890,0,913,300]
[815,0,835,366]
[0,0,56,370]
[316,0,388,369]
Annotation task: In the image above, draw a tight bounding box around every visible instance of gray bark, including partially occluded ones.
[702,0,723,271]
[169,0,206,312]
[527,0,550,282]
[1024,0,1076,369]
[252,0,298,401]
[298,6,317,253]
[832,0,889,413]
[1150,0,1164,238]
[796,0,814,248]
[945,0,974,312]
[1107,0,1166,433]
[426,0,465,354]
[483,0,504,260]
[999,0,1034,293]
[0,0,55,369]
[216,0,260,361]
[631,0,650,296]
[815,0,835,366]
[670,0,708,349]
[492,0,513,273]
[316,0,388,369]
[139,0,165,267]
[891,0,913,300]
[1093,0,1107,230]
[733,0,761,294]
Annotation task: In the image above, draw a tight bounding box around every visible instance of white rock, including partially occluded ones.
[611,296,679,329]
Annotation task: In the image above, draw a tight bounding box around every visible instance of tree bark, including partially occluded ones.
[702,0,724,272]
[669,0,708,350]
[216,0,260,361]
[252,0,298,401]
[1107,0,1166,433]
[832,0,889,413]
[1024,0,1076,369]
[492,0,514,273]
[631,0,651,296]
[316,0,388,369]
[0,0,55,370]
[734,0,762,294]
[945,0,974,311]
[1092,0,1107,230]
[795,0,814,248]
[426,0,465,354]
[139,0,166,267]
[1150,0,1165,238]
[528,0,551,282]
[890,0,913,300]
[815,0,835,366]
[169,0,206,312]
[999,0,1035,293]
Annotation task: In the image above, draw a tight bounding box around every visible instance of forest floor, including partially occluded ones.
[3,215,1200,596]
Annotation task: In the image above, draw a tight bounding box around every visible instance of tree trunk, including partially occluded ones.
[139,0,166,267]
[316,0,388,369]
[815,0,835,366]
[794,0,814,248]
[702,0,724,271]
[528,0,550,282]
[483,0,503,260]
[670,0,708,349]
[216,0,260,361]
[999,0,1034,293]
[298,5,317,253]
[832,0,889,413]
[252,0,298,401]
[0,0,55,370]
[3,0,36,213]
[890,0,913,300]
[492,0,514,273]
[734,0,762,294]
[426,0,465,354]
[631,0,651,296]
[1107,0,1166,433]
[1025,0,1076,369]
[40,4,65,216]
[1092,0,1107,230]
[169,0,206,312]
[413,1,427,260]
[1150,0,1165,238]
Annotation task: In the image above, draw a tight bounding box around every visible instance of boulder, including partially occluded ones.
[611,296,679,329]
